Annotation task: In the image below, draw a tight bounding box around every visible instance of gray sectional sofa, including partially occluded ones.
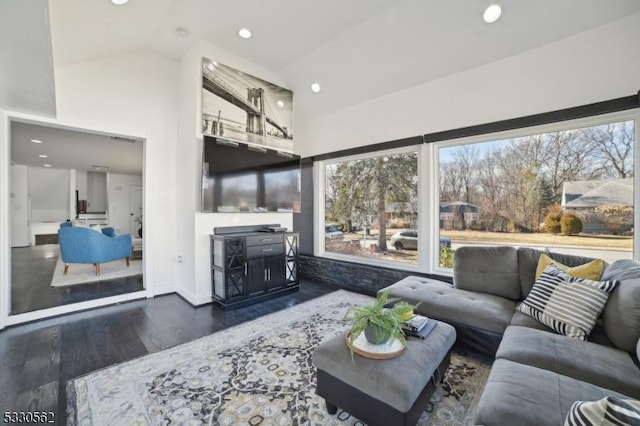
[379,246,640,426]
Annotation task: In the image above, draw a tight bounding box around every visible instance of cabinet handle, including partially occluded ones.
[262,248,274,252]
[260,238,273,242]
[244,263,247,275]
[268,268,271,280]
[264,269,267,280]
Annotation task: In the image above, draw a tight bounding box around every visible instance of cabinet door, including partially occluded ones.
[246,258,266,296]
[226,268,246,300]
[285,233,299,286]
[265,256,285,291]
[225,238,245,269]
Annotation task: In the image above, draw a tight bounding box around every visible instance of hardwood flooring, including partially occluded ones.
[0,280,339,425]
[11,245,144,314]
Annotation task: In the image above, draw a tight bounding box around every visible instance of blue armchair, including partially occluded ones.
[58,226,132,276]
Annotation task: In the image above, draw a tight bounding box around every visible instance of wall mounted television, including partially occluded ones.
[201,136,301,213]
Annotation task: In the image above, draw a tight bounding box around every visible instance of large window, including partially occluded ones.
[438,119,635,268]
[321,148,419,265]
[316,112,638,274]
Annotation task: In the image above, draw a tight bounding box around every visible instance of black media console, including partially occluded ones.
[210,224,299,310]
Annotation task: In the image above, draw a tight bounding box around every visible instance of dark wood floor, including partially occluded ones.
[11,244,144,314]
[0,280,338,425]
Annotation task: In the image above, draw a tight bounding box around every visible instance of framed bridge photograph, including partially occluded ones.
[201,57,294,152]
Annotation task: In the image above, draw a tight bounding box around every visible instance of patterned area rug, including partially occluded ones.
[67,290,491,425]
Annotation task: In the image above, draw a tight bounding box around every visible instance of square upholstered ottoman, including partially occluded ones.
[312,321,456,426]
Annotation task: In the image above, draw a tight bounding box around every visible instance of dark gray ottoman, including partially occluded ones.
[312,321,456,426]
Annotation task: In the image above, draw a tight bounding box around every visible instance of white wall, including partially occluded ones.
[51,50,178,296]
[10,164,29,247]
[107,172,142,235]
[295,13,640,157]
[176,40,294,305]
[86,171,106,212]
[28,167,70,222]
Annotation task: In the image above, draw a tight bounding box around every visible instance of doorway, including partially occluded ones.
[9,119,145,314]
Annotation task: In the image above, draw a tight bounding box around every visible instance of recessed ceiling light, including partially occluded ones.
[483,4,502,23]
[238,28,252,39]
[38,154,48,158]
[310,83,321,93]
[110,0,130,5]
[30,139,42,144]
[277,100,285,108]
[174,27,190,38]
[43,164,51,167]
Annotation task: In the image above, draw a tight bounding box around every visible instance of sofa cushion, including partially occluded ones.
[496,326,640,398]
[517,247,597,298]
[517,265,619,340]
[565,396,640,426]
[476,359,629,426]
[510,310,615,346]
[509,309,554,332]
[601,259,640,353]
[380,276,516,334]
[453,246,520,299]
[535,253,604,281]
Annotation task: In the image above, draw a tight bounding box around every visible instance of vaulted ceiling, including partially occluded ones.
[3,0,640,118]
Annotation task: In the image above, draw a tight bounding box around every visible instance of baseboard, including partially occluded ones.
[150,283,176,296]
[176,287,212,307]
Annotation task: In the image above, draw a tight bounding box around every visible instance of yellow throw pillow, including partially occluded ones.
[535,253,604,281]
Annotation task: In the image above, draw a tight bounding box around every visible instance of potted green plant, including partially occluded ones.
[344,291,417,354]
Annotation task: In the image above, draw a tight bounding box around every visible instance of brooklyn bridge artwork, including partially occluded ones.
[201,57,294,152]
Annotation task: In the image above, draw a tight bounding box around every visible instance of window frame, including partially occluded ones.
[432,109,640,274]
[315,144,425,272]
[314,109,640,276]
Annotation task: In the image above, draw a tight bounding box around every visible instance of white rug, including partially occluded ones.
[67,290,491,425]
[50,257,142,287]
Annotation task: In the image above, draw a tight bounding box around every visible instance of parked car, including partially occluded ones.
[325,225,344,239]
[390,230,451,250]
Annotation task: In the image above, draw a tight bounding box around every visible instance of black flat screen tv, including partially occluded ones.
[202,136,301,213]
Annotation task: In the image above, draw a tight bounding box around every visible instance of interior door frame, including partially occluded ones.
[0,110,149,329]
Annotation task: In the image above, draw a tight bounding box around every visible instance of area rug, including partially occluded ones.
[67,290,491,425]
[50,257,142,287]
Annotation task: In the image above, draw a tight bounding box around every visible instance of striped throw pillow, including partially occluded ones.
[518,265,619,340]
[564,396,640,426]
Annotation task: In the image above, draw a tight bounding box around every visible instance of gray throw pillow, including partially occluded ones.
[601,260,640,353]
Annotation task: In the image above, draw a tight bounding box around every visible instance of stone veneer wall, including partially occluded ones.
[299,254,452,295]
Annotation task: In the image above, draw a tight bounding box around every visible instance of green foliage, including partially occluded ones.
[543,205,563,234]
[325,152,418,251]
[439,246,454,268]
[560,212,583,236]
[343,291,417,360]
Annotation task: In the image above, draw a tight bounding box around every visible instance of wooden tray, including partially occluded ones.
[345,331,406,360]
